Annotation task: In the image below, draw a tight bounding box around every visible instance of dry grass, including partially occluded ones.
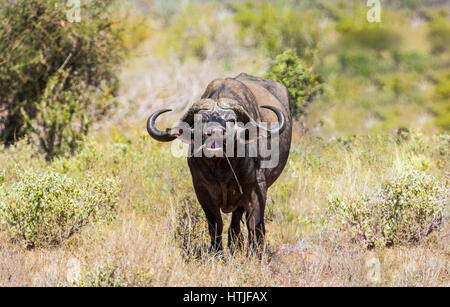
[0,127,448,286]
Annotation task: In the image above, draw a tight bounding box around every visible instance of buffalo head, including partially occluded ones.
[146,98,286,157]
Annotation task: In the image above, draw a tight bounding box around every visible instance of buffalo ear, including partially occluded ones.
[167,128,182,137]
[167,127,195,144]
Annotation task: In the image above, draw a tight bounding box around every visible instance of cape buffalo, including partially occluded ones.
[146,73,292,255]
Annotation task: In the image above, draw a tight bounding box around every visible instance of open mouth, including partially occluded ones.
[204,138,224,154]
[208,140,222,150]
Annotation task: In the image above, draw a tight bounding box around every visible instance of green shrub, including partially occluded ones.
[74,261,153,287]
[338,26,402,55]
[52,137,105,174]
[327,170,447,248]
[434,74,450,100]
[431,73,450,131]
[233,0,322,62]
[0,171,120,249]
[392,51,430,73]
[376,73,420,97]
[22,69,93,160]
[0,0,124,158]
[433,103,450,132]
[265,49,322,117]
[338,52,391,77]
[158,3,223,60]
[427,17,450,55]
[334,8,402,55]
[119,11,156,52]
[75,262,128,287]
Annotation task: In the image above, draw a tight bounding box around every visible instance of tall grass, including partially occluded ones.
[0,128,447,286]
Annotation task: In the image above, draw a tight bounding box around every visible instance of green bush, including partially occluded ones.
[265,49,322,117]
[334,9,402,55]
[327,170,447,248]
[158,3,223,60]
[0,171,120,249]
[23,70,91,160]
[376,73,421,98]
[233,0,322,62]
[431,73,450,131]
[427,17,450,55]
[338,52,392,77]
[392,51,430,73]
[338,26,402,55]
[75,262,128,287]
[74,261,153,287]
[434,74,450,100]
[0,0,124,159]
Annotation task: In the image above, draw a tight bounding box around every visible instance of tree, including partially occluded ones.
[0,0,125,159]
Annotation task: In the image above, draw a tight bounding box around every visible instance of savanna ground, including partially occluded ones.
[0,0,449,286]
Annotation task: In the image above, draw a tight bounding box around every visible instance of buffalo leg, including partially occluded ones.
[192,183,224,254]
[246,182,267,256]
[202,206,224,254]
[228,207,245,253]
[246,209,265,256]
